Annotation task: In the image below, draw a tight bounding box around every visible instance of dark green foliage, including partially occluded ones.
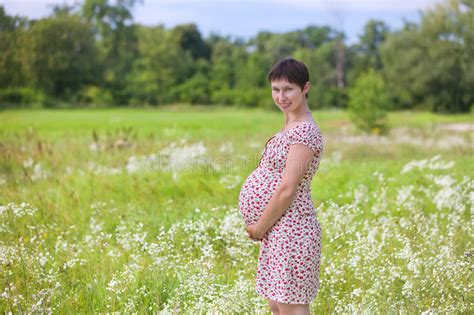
[18,15,99,98]
[0,7,27,88]
[348,69,389,133]
[347,20,389,85]
[0,1,471,112]
[172,23,211,60]
[381,0,473,113]
[0,87,49,108]
[170,73,211,105]
[82,0,140,104]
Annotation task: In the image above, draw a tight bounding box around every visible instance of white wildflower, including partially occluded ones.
[219,174,242,189]
[219,142,234,154]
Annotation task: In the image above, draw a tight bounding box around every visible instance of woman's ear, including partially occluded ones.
[303,81,311,94]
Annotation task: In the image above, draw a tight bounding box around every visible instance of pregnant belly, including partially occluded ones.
[238,168,280,225]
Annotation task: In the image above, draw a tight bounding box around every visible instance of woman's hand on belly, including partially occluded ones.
[246,224,265,241]
[252,143,315,237]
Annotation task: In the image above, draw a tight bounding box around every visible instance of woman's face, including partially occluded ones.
[271,79,309,113]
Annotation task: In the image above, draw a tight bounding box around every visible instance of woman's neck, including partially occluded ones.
[284,104,312,126]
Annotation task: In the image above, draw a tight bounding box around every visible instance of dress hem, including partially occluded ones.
[256,286,319,305]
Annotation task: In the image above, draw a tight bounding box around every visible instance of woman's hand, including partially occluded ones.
[246,224,265,241]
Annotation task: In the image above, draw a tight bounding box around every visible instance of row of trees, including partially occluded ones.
[0,0,472,112]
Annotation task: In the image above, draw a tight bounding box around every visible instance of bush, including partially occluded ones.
[170,74,211,105]
[74,86,114,107]
[211,88,236,106]
[234,88,266,108]
[211,88,272,108]
[310,85,348,109]
[0,87,50,108]
[348,69,390,134]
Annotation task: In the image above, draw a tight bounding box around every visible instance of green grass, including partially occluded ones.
[0,107,472,313]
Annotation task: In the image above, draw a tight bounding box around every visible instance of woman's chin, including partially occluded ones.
[277,105,292,112]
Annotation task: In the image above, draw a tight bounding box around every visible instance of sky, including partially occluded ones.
[1,0,444,43]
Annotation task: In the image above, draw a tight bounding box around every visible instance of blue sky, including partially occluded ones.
[1,0,444,43]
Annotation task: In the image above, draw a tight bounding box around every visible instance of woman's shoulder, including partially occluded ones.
[288,121,321,135]
[286,121,323,153]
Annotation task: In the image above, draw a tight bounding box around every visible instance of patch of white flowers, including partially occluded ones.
[401,155,455,173]
[219,174,242,189]
[339,127,473,150]
[22,159,49,181]
[313,155,472,313]
[0,155,471,313]
[160,141,207,171]
[219,142,234,154]
[0,202,38,218]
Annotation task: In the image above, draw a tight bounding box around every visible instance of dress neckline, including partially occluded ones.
[259,121,318,168]
[278,121,317,135]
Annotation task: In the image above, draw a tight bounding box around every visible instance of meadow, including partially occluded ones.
[0,107,472,313]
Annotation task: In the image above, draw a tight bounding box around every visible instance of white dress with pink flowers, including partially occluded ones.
[239,122,324,304]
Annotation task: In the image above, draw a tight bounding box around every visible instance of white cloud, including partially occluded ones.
[0,0,441,41]
[146,0,444,11]
[1,0,444,9]
[268,0,442,11]
[1,0,78,19]
[1,0,445,17]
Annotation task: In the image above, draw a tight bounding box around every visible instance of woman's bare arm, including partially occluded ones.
[246,143,314,240]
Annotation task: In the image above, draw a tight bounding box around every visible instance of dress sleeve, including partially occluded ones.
[287,123,324,155]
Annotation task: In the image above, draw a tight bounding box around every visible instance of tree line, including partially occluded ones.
[0,0,472,112]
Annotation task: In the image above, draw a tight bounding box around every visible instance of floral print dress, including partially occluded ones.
[239,122,324,304]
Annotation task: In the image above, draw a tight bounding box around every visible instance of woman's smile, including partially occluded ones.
[271,78,309,113]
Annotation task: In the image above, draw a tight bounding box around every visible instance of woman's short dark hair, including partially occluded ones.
[267,57,310,98]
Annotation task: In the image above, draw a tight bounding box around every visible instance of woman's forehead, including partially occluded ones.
[270,79,297,88]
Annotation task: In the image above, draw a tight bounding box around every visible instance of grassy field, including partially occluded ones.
[0,107,473,313]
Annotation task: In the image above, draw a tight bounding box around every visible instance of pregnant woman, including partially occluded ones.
[239,57,324,315]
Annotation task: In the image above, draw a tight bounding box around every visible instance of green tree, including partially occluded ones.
[172,23,210,61]
[348,69,389,133]
[381,0,473,112]
[294,41,346,108]
[18,15,98,97]
[209,37,237,90]
[126,25,192,105]
[176,58,211,104]
[208,36,251,105]
[235,52,270,89]
[347,20,390,84]
[82,0,140,104]
[0,6,27,88]
[255,31,299,63]
[299,25,339,48]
